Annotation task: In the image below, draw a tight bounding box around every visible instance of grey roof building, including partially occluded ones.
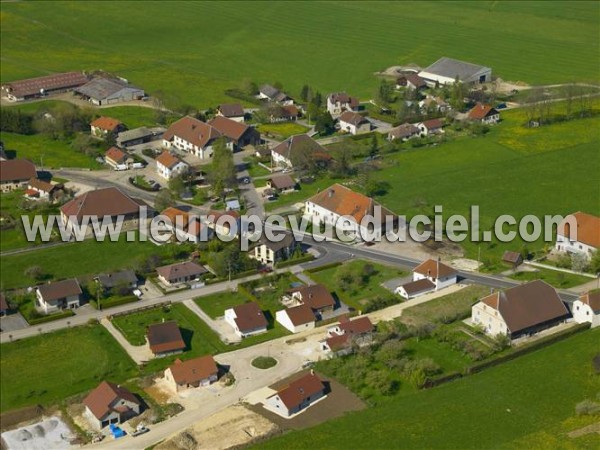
[76,78,145,106]
[419,57,492,85]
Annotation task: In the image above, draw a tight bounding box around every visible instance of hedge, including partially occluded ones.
[204,269,258,285]
[275,254,315,268]
[464,322,590,375]
[90,295,139,310]
[306,261,343,273]
[27,309,75,325]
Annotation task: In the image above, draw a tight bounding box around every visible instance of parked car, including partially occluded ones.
[131,162,145,169]
[114,164,129,171]
[131,424,149,437]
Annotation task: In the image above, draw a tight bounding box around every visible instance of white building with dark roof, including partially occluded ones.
[419,57,492,86]
[76,78,144,106]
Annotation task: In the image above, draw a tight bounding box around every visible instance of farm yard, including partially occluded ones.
[1,2,599,108]
[260,328,600,449]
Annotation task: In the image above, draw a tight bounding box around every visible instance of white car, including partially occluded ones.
[133,289,143,298]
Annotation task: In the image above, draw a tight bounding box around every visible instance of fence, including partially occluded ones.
[108,301,172,319]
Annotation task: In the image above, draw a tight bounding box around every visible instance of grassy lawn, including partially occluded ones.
[0,324,138,412]
[508,267,592,289]
[1,3,597,107]
[308,260,406,310]
[256,123,309,139]
[194,290,247,319]
[0,233,187,289]
[111,303,227,374]
[132,175,153,190]
[243,157,272,178]
[261,328,600,449]
[264,175,338,212]
[0,131,101,169]
[96,105,165,129]
[368,106,600,262]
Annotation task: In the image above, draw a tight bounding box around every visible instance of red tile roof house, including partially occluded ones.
[25,178,59,201]
[555,211,600,260]
[208,116,261,151]
[83,381,141,429]
[270,134,331,169]
[395,258,459,299]
[0,159,37,192]
[321,316,375,355]
[104,146,133,168]
[60,187,150,238]
[471,280,570,340]
[304,183,394,241]
[416,118,445,136]
[467,103,500,124]
[252,232,298,265]
[162,116,225,160]
[160,206,212,243]
[156,151,189,180]
[156,260,208,286]
[275,304,316,333]
[163,355,219,392]
[289,284,336,316]
[224,302,268,338]
[35,278,82,314]
[147,320,187,357]
[264,371,326,417]
[338,111,371,135]
[572,291,600,328]
[1,71,89,102]
[205,209,241,239]
[326,92,360,116]
[216,103,245,123]
[90,116,125,138]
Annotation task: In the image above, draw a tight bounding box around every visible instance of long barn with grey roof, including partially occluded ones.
[419,57,491,86]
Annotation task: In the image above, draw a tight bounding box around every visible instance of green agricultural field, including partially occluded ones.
[1,2,598,108]
[0,131,101,169]
[256,123,310,140]
[0,324,137,412]
[0,234,185,289]
[308,260,406,311]
[508,267,592,289]
[260,328,600,449]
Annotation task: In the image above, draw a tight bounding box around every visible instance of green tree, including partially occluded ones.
[589,250,600,273]
[168,174,187,197]
[369,133,379,159]
[300,84,312,102]
[209,137,237,197]
[376,79,393,105]
[24,265,45,281]
[289,141,318,174]
[315,111,335,136]
[154,189,176,212]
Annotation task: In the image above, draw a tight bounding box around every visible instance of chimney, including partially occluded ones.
[328,189,334,198]
[162,318,165,323]
[310,369,315,376]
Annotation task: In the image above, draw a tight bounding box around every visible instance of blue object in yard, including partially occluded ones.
[496,103,507,109]
[290,282,304,288]
[109,424,126,439]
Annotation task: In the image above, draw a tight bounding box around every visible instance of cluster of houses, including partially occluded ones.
[0,157,66,201]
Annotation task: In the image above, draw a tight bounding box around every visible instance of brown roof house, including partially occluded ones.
[105,147,132,168]
[322,315,374,355]
[289,284,336,315]
[36,279,82,315]
[208,116,260,151]
[416,118,444,136]
[326,92,359,116]
[0,159,37,192]
[388,123,420,142]
[275,304,316,333]
[502,251,524,268]
[252,232,298,265]
[96,269,138,295]
[467,103,500,124]
[264,371,326,417]
[162,116,224,159]
[156,261,208,286]
[270,134,331,169]
[338,111,371,135]
[224,302,268,338]
[164,355,219,392]
[396,73,427,90]
[555,211,600,260]
[156,151,189,180]
[160,207,211,243]
[396,258,458,299]
[266,174,297,193]
[90,116,125,138]
[83,381,141,429]
[471,280,570,339]
[304,183,393,241]
[147,320,186,357]
[1,71,88,102]
[60,187,150,237]
[25,178,60,202]
[217,103,245,122]
[572,291,600,328]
